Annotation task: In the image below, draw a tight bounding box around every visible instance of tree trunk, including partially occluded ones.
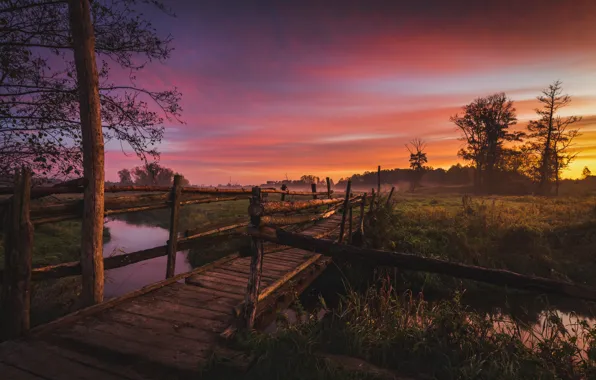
[68,0,105,306]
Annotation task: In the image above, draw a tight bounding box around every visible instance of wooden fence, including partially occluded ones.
[0,170,339,340]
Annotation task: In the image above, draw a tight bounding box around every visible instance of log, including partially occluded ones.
[260,204,343,227]
[386,186,395,207]
[52,177,87,188]
[248,227,596,302]
[338,180,352,243]
[180,222,249,242]
[258,198,344,215]
[1,168,33,340]
[244,187,263,329]
[165,175,182,278]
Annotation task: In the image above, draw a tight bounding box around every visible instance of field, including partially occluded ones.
[203,192,596,380]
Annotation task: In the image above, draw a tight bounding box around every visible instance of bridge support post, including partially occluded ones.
[311,183,317,200]
[326,177,331,199]
[245,187,263,329]
[369,188,376,215]
[165,175,182,278]
[1,168,33,340]
[338,180,352,244]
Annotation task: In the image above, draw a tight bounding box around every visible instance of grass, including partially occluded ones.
[364,193,596,294]
[205,280,596,380]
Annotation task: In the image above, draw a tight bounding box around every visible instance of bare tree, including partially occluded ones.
[583,166,592,179]
[406,138,428,192]
[450,93,519,193]
[0,0,182,178]
[527,81,582,195]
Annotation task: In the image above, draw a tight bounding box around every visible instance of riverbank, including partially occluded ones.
[203,193,596,379]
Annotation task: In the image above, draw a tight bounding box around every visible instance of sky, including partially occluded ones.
[103,0,596,185]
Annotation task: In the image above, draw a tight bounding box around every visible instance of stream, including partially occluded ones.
[102,219,192,299]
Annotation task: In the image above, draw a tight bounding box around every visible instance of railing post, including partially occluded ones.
[311,183,317,200]
[338,180,352,243]
[1,168,33,340]
[326,177,331,199]
[245,187,264,329]
[377,165,381,202]
[386,186,395,207]
[280,184,287,202]
[358,193,367,235]
[348,205,353,244]
[369,188,376,215]
[165,175,182,278]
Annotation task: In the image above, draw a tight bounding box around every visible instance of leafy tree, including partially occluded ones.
[527,81,582,195]
[119,163,189,186]
[583,166,592,179]
[0,0,182,177]
[450,93,519,193]
[405,138,428,191]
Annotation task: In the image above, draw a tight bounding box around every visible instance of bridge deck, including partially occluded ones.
[0,214,345,379]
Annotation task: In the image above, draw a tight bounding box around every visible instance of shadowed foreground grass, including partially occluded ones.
[205,282,596,380]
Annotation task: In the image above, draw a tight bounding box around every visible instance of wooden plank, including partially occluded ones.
[261,259,297,271]
[1,341,125,380]
[49,325,206,373]
[29,253,240,337]
[26,340,151,380]
[114,298,231,329]
[146,290,239,315]
[99,309,218,344]
[185,277,246,295]
[189,272,249,286]
[207,267,278,283]
[0,362,45,380]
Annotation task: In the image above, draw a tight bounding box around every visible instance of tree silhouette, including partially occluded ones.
[0,0,182,177]
[450,93,519,193]
[527,81,582,195]
[582,166,592,179]
[406,138,428,191]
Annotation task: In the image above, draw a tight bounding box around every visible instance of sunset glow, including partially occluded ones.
[104,0,596,185]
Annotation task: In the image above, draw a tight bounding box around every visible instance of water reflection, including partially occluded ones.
[103,219,192,298]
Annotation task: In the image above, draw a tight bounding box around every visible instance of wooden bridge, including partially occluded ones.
[0,173,365,379]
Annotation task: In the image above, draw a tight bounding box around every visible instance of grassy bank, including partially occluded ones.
[207,282,596,380]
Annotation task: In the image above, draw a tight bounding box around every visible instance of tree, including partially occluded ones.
[68,0,104,305]
[405,138,428,191]
[583,166,592,179]
[527,81,582,195]
[0,0,182,178]
[450,93,519,193]
[119,163,189,187]
[117,168,133,185]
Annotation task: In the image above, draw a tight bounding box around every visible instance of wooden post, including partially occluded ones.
[311,183,317,200]
[326,177,331,199]
[348,206,353,244]
[369,188,376,214]
[386,186,395,207]
[1,168,33,340]
[377,165,381,202]
[358,193,367,233]
[165,175,182,278]
[69,0,105,306]
[338,180,352,243]
[244,187,264,328]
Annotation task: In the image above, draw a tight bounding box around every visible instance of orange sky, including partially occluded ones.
[104,0,596,185]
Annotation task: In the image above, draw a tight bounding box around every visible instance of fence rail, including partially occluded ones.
[0,170,356,340]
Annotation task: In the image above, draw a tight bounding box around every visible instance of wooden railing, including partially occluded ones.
[0,170,336,339]
[241,179,366,328]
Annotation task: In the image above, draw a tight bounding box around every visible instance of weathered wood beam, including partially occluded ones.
[180,222,249,242]
[1,168,33,340]
[326,177,331,199]
[338,180,352,243]
[258,198,344,215]
[244,187,263,329]
[165,175,182,278]
[248,227,596,302]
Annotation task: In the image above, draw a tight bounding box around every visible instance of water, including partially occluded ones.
[102,219,192,298]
